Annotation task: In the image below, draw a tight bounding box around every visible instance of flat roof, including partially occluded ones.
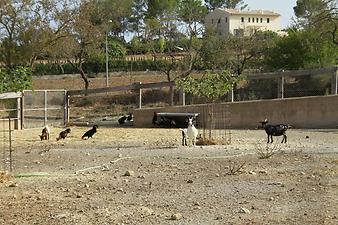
[221,8,280,16]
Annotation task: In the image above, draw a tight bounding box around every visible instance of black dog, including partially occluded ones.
[82,125,98,139]
[56,128,71,141]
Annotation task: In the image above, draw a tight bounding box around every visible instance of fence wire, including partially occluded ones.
[23,90,66,128]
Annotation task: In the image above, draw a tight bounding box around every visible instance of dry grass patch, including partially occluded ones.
[196,138,218,146]
[0,171,12,183]
[256,142,281,159]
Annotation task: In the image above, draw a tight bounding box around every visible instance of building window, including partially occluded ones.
[260,18,263,23]
[267,18,270,23]
[252,17,254,22]
[256,18,259,23]
[212,19,214,24]
[241,17,244,22]
[248,18,250,22]
[225,17,227,23]
[218,18,221,24]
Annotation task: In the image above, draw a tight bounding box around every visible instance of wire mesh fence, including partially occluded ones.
[66,67,337,127]
[200,104,231,144]
[23,90,66,128]
[1,118,14,173]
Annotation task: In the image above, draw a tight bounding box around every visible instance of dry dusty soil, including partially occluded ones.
[1,127,338,225]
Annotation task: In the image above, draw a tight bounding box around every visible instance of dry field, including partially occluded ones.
[32,73,167,90]
[1,127,338,225]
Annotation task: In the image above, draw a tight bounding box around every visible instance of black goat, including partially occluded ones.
[118,115,127,124]
[82,125,98,140]
[260,119,290,143]
[56,128,71,141]
[127,113,133,121]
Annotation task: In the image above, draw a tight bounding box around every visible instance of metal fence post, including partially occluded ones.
[8,117,13,172]
[138,82,142,109]
[278,75,285,99]
[21,91,25,129]
[64,91,69,125]
[44,90,48,126]
[16,97,21,130]
[331,70,338,95]
[230,86,234,102]
[179,88,185,106]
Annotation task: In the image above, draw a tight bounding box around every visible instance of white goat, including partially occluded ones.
[186,118,198,146]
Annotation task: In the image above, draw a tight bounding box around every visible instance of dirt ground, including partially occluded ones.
[32,73,166,90]
[0,127,338,225]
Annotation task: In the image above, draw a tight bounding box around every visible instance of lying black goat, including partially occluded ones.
[260,119,291,143]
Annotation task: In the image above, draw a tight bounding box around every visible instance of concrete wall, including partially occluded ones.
[133,95,338,129]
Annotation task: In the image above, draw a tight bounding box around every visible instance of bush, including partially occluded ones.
[0,66,32,93]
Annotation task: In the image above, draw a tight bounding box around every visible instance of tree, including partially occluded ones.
[294,0,338,45]
[0,0,75,68]
[97,0,134,39]
[51,0,106,90]
[204,0,247,11]
[176,70,242,102]
[200,30,278,75]
[177,0,207,74]
[129,0,147,37]
[264,28,337,70]
[143,0,181,105]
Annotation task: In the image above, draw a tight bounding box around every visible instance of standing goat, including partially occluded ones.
[186,117,198,146]
[39,125,50,141]
[56,128,71,141]
[260,119,291,143]
[82,125,98,140]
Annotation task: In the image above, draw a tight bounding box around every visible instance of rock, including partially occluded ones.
[248,171,256,175]
[269,182,283,186]
[140,207,154,216]
[258,170,268,174]
[187,179,193,183]
[239,207,251,214]
[9,183,18,187]
[124,170,134,176]
[54,213,67,219]
[171,213,183,220]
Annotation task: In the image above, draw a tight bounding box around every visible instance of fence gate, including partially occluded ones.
[0,92,20,172]
[23,90,67,128]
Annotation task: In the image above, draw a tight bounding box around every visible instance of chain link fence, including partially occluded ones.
[23,90,66,128]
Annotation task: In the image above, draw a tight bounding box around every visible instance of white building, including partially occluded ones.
[205,8,283,36]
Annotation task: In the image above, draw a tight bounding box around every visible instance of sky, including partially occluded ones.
[243,0,298,28]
